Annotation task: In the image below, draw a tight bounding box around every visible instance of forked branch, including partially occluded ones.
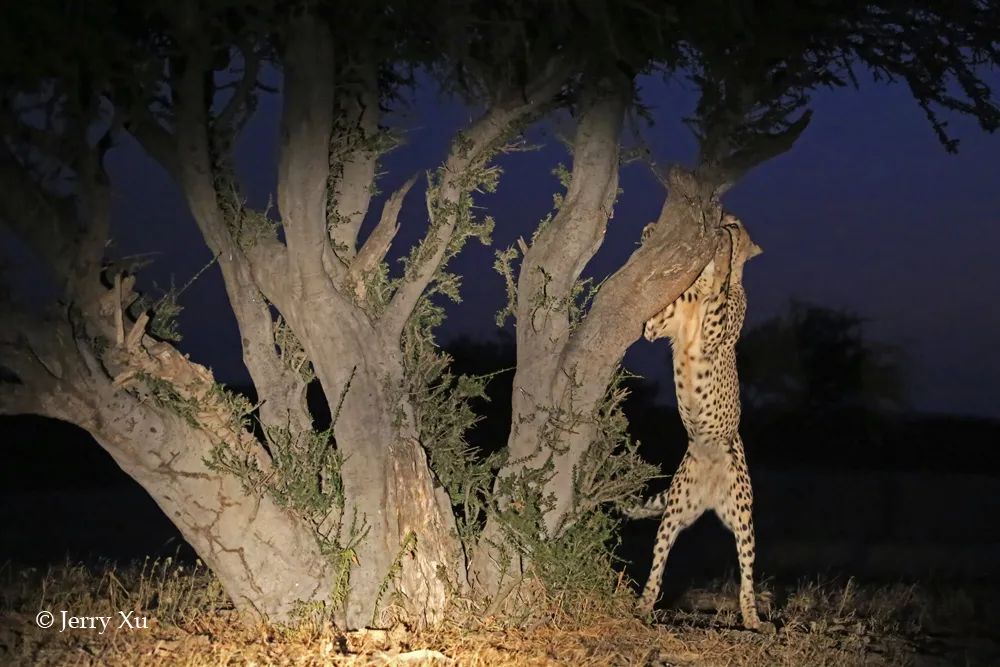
[351,174,418,303]
[384,56,572,335]
[215,38,265,140]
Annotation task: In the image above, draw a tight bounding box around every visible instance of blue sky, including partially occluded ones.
[53,69,999,418]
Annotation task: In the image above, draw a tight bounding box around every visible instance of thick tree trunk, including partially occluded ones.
[325,367,460,629]
[283,303,462,629]
[0,307,337,622]
[2,7,571,628]
[471,79,725,597]
[90,403,335,620]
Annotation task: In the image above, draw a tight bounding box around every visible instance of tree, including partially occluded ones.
[0,0,573,627]
[0,0,997,630]
[477,0,999,596]
[737,301,905,413]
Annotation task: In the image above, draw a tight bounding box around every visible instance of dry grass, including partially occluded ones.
[0,559,997,666]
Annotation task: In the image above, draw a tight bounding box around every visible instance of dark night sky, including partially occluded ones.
[6,71,997,418]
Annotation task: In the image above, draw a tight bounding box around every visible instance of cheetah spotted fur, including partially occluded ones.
[628,215,767,631]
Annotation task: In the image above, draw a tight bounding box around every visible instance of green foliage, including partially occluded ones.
[122,253,220,343]
[274,316,314,383]
[203,376,358,609]
[359,260,400,317]
[566,277,602,329]
[402,295,503,543]
[205,440,264,496]
[575,370,661,519]
[232,199,280,252]
[550,162,571,209]
[261,425,343,522]
[128,282,183,343]
[321,512,369,613]
[371,530,416,626]
[134,372,201,428]
[491,370,659,597]
[492,246,520,328]
[738,300,905,413]
[201,387,266,494]
[207,392,347,531]
[529,510,621,596]
[398,163,497,295]
[492,160,569,328]
[493,458,556,550]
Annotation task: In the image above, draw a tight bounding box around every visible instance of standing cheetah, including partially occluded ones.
[627,215,767,630]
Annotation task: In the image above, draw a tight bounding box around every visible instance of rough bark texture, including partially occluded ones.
[0,9,576,630]
[471,77,729,597]
[0,268,336,622]
[162,15,469,628]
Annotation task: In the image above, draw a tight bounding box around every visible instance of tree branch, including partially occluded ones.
[698,110,814,190]
[384,56,572,335]
[350,174,417,303]
[564,167,720,389]
[162,10,313,437]
[329,59,380,260]
[215,39,263,139]
[277,17,338,295]
[241,236,291,305]
[0,142,79,286]
[70,137,114,303]
[124,111,181,179]
[172,44,240,259]
[517,76,629,342]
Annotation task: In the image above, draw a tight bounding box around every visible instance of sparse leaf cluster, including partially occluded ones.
[274,316,314,383]
[402,295,501,543]
[488,370,659,596]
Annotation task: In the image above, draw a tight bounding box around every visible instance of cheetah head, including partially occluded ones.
[721,214,763,284]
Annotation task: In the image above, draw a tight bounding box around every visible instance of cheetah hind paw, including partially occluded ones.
[744,618,776,635]
[618,501,662,520]
[634,600,656,623]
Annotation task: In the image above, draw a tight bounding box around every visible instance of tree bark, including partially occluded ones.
[279,299,462,628]
[472,78,726,597]
[2,6,572,628]
[0,297,336,622]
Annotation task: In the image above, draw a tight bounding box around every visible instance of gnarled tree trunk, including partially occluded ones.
[470,75,726,598]
[0,272,336,621]
[0,6,571,630]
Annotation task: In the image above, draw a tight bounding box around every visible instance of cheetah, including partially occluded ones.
[627,215,767,631]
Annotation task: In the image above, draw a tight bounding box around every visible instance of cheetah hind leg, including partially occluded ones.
[635,456,705,619]
[716,469,774,634]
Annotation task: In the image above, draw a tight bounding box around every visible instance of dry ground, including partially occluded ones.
[0,559,997,666]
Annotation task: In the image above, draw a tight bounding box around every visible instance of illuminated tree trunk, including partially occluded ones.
[0,10,569,629]
[471,78,731,600]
